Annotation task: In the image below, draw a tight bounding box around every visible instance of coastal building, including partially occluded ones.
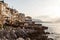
[0,0,53,40]
[18,13,25,22]
[6,8,25,23]
[25,16,32,21]
[0,0,8,16]
[24,16,32,26]
[0,0,8,25]
[0,0,26,25]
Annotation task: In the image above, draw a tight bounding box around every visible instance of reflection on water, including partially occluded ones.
[41,23,60,40]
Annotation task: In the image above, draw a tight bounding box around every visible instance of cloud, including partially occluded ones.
[5,0,60,18]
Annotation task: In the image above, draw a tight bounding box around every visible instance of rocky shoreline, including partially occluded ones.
[0,1,54,40]
[0,20,53,40]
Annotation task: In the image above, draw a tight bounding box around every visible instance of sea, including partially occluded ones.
[41,23,60,40]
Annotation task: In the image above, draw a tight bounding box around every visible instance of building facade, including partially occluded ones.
[0,1,25,26]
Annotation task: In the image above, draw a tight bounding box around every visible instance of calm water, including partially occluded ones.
[41,23,60,40]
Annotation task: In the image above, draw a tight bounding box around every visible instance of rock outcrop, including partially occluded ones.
[0,0,54,40]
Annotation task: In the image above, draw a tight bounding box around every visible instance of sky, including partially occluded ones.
[4,0,60,21]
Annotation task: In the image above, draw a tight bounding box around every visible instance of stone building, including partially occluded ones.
[9,9,25,22]
[0,0,26,25]
[18,13,25,22]
[0,0,8,25]
[25,16,32,21]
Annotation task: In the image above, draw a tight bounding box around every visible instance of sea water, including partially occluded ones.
[41,23,60,40]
